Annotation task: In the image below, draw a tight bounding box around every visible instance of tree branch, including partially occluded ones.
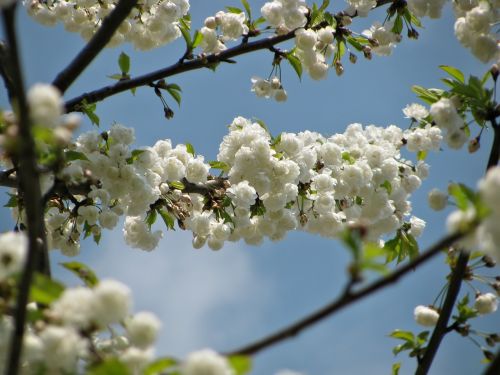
[64,0,394,112]
[2,4,50,375]
[51,0,138,94]
[0,40,15,101]
[225,231,465,357]
[416,116,500,375]
[483,349,500,375]
[415,251,469,375]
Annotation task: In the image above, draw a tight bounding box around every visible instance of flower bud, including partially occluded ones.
[468,137,480,153]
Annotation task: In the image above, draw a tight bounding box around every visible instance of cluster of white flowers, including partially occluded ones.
[251,76,288,101]
[414,305,440,326]
[24,0,190,50]
[429,97,468,149]
[294,26,336,80]
[0,231,27,282]
[200,10,249,54]
[0,278,162,374]
[261,0,308,35]
[454,1,500,62]
[26,113,438,253]
[427,188,448,211]
[362,21,401,56]
[407,0,447,19]
[345,0,377,17]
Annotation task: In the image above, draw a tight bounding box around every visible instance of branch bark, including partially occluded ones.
[2,4,49,375]
[64,0,393,112]
[51,0,137,94]
[416,117,500,375]
[226,231,465,357]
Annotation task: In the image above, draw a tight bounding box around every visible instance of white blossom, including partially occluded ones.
[0,231,27,281]
[182,349,233,375]
[414,305,439,326]
[474,293,498,315]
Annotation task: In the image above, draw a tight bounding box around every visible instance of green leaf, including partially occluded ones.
[411,85,441,104]
[439,65,464,83]
[228,355,252,375]
[209,160,230,173]
[319,0,330,12]
[179,20,192,47]
[4,193,18,208]
[169,181,185,190]
[410,12,422,27]
[126,149,146,164]
[226,6,243,14]
[158,209,175,230]
[448,183,472,210]
[380,180,392,195]
[389,329,415,342]
[186,143,195,156]
[167,87,182,106]
[81,101,100,127]
[108,73,124,81]
[30,273,64,305]
[286,52,303,80]
[392,15,403,34]
[64,150,89,162]
[143,357,178,375]
[60,261,99,287]
[192,30,203,48]
[341,151,356,164]
[118,52,130,74]
[146,209,158,228]
[88,359,131,375]
[241,0,251,19]
[392,362,401,375]
[417,150,427,161]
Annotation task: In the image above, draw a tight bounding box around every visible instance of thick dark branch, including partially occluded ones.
[226,231,464,357]
[52,0,138,94]
[0,40,15,101]
[415,251,469,375]
[2,4,49,375]
[416,116,500,374]
[64,0,393,112]
[483,349,500,375]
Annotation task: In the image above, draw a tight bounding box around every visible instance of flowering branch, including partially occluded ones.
[226,231,466,357]
[0,40,14,100]
[416,116,500,375]
[64,0,393,112]
[51,0,138,94]
[1,4,50,375]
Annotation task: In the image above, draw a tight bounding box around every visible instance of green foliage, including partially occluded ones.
[384,230,419,264]
[4,192,18,208]
[158,209,176,231]
[145,209,158,229]
[169,181,185,190]
[118,52,130,75]
[454,294,478,324]
[143,357,178,375]
[186,142,195,156]
[30,273,65,305]
[228,355,252,375]
[64,150,89,162]
[285,50,303,80]
[60,261,99,287]
[448,182,489,219]
[390,329,429,357]
[88,359,131,375]
[80,100,100,127]
[126,149,146,164]
[392,362,401,375]
[209,160,230,173]
[341,151,356,164]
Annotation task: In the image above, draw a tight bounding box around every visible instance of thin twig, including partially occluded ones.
[64,0,393,112]
[2,4,49,375]
[226,231,465,357]
[52,0,138,94]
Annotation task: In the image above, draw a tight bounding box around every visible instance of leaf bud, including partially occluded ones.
[482,255,496,268]
[468,137,480,153]
[407,28,419,39]
[349,52,357,64]
[491,64,499,81]
[335,61,344,76]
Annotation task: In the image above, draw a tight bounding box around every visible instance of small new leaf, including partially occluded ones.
[118,52,130,75]
[186,143,195,156]
[143,357,178,375]
[145,209,158,228]
[60,261,99,287]
[439,65,464,84]
[159,209,176,230]
[30,273,65,305]
[126,149,146,164]
[241,0,251,20]
[228,355,252,375]
[170,181,185,190]
[286,52,303,80]
[64,150,89,162]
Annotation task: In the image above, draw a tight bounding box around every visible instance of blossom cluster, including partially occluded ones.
[251,76,288,101]
[24,0,190,50]
[6,112,442,254]
[200,10,249,54]
[429,97,469,149]
[261,0,308,34]
[453,0,500,63]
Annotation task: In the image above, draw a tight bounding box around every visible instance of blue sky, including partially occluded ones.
[1,1,499,374]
